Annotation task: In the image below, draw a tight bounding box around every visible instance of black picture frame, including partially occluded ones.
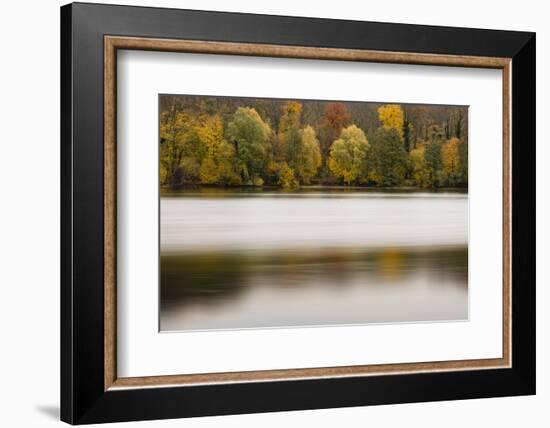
[61,2,535,424]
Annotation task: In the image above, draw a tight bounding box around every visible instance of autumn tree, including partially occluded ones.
[159,95,468,190]
[366,127,408,186]
[277,162,299,189]
[328,125,369,185]
[378,104,404,138]
[160,101,187,188]
[281,127,302,173]
[160,101,207,189]
[409,146,431,187]
[441,137,461,176]
[198,156,218,184]
[197,115,224,184]
[195,114,228,184]
[199,141,241,185]
[319,103,350,158]
[295,126,322,184]
[195,114,224,153]
[278,101,302,135]
[226,107,271,185]
[278,101,303,176]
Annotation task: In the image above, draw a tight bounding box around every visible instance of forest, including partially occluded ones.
[159,95,468,190]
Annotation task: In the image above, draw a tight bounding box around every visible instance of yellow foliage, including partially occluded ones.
[296,125,322,184]
[441,137,461,176]
[159,163,168,185]
[366,170,382,185]
[159,109,194,143]
[199,155,219,184]
[199,140,241,185]
[195,114,224,155]
[195,114,245,185]
[377,104,404,138]
[409,145,432,187]
[279,101,302,134]
[277,162,299,189]
[217,141,241,185]
[328,125,369,185]
[159,108,201,187]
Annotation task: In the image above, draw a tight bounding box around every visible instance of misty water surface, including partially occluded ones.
[160,190,468,331]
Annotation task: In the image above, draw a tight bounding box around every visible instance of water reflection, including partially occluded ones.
[160,246,468,331]
[160,191,468,331]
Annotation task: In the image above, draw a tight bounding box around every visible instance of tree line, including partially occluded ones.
[160,95,468,190]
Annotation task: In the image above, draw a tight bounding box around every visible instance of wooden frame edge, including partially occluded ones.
[502,61,512,369]
[110,358,508,390]
[103,35,512,391]
[105,36,511,68]
[104,36,117,390]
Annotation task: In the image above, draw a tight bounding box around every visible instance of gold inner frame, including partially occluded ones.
[104,35,512,391]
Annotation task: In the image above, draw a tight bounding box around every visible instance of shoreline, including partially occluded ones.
[161,184,468,194]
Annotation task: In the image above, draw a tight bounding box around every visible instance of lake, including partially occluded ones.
[160,189,468,331]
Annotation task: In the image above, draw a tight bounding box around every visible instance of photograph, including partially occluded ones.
[54,1,536,424]
[159,94,469,331]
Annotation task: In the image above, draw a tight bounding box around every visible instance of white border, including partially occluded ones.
[117,50,502,377]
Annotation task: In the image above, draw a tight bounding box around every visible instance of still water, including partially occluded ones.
[160,190,468,331]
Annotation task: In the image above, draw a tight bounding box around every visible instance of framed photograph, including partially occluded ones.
[61,2,535,424]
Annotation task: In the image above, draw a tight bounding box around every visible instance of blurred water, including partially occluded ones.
[160,191,468,331]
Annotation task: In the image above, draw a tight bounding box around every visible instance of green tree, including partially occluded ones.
[278,101,303,179]
[409,146,431,187]
[424,140,443,187]
[178,155,201,184]
[402,111,413,153]
[328,125,369,185]
[219,141,242,184]
[159,95,469,190]
[282,127,302,173]
[226,107,271,185]
[366,127,408,186]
